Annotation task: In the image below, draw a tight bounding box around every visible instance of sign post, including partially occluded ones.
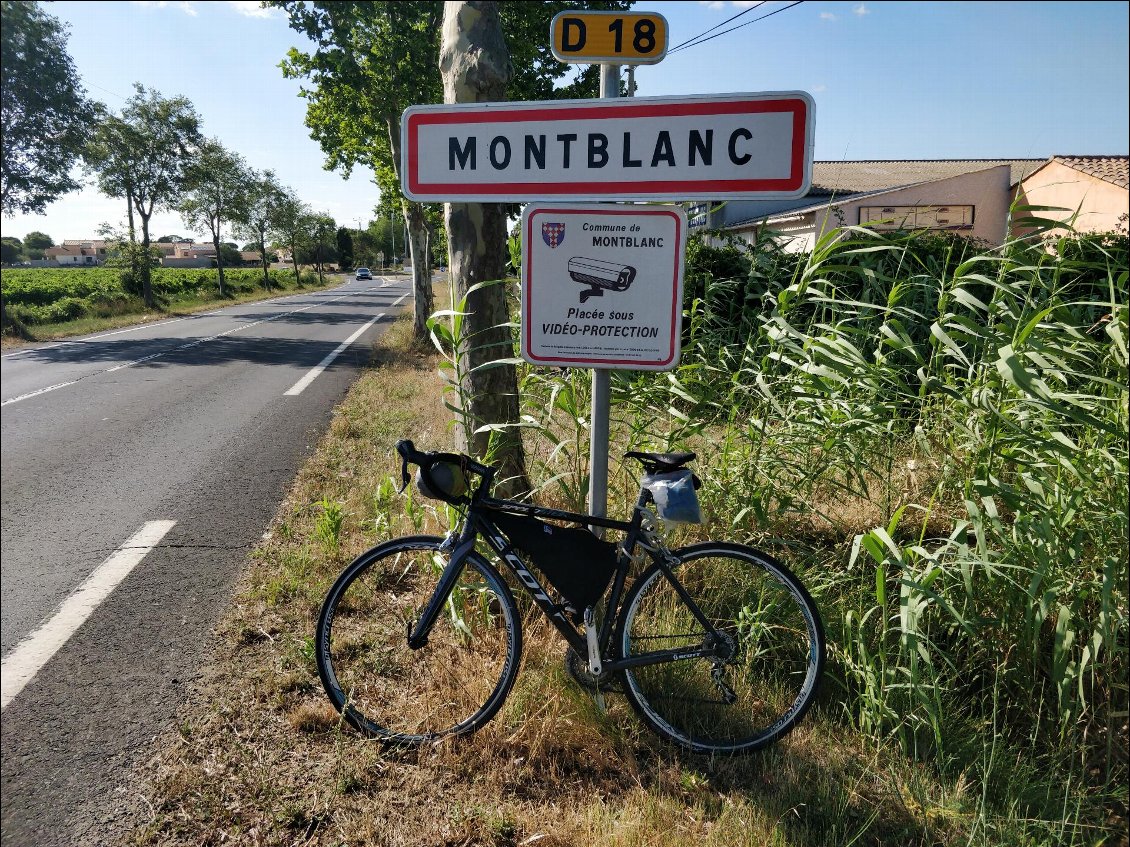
[590,63,619,529]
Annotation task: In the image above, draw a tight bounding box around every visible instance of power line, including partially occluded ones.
[666,3,764,54]
[668,1,804,57]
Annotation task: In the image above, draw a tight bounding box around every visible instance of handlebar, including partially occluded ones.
[395,439,495,503]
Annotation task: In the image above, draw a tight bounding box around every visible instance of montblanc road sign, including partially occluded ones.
[400,92,814,202]
[521,203,687,371]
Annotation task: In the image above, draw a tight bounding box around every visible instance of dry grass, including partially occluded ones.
[127,304,987,847]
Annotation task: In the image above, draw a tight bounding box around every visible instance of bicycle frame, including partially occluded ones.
[406,487,727,674]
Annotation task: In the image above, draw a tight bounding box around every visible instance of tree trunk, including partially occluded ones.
[440,0,529,496]
[290,240,301,287]
[403,200,433,338]
[125,179,144,305]
[138,212,154,309]
[212,230,226,297]
[385,123,434,342]
[259,235,271,291]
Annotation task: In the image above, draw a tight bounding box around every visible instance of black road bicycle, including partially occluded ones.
[315,440,825,755]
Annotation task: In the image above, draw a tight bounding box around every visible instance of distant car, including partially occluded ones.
[355,267,373,280]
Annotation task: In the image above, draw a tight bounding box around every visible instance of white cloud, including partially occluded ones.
[812,84,827,92]
[854,4,871,15]
[820,12,838,20]
[133,1,197,16]
[698,1,727,9]
[227,1,278,19]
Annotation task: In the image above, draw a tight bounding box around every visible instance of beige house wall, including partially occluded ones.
[1013,161,1129,235]
[739,165,1014,253]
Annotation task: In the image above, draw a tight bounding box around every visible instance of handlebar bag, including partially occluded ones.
[489,510,617,618]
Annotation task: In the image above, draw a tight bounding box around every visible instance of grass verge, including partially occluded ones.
[121,300,1099,847]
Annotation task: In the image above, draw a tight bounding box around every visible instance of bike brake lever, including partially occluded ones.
[399,456,411,493]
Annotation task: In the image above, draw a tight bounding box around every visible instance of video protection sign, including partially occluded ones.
[521,203,686,371]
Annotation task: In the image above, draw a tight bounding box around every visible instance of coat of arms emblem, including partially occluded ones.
[541,222,565,248]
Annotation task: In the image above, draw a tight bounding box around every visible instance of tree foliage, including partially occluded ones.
[335,226,354,270]
[269,187,312,287]
[0,0,93,216]
[1,236,23,264]
[23,230,54,250]
[307,212,337,284]
[179,139,253,296]
[84,85,203,306]
[233,169,286,290]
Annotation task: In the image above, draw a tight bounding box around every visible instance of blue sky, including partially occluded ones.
[4,0,1127,245]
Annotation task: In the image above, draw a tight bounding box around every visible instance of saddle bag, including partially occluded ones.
[489,510,618,617]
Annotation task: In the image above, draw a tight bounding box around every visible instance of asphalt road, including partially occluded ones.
[0,275,411,845]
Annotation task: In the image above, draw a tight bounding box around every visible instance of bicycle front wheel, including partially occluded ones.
[617,542,824,754]
[316,535,521,745]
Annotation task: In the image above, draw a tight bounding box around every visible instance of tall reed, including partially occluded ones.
[507,214,1128,838]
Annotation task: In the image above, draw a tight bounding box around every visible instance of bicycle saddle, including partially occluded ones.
[624,450,696,473]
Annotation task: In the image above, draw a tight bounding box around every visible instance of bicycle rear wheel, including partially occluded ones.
[316,535,521,745]
[617,542,824,754]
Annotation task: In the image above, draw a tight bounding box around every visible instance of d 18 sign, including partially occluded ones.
[551,11,669,64]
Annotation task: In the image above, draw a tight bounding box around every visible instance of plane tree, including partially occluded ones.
[274,0,443,340]
[307,212,337,285]
[85,85,203,307]
[178,139,253,297]
[233,169,286,292]
[271,0,625,486]
[270,188,313,287]
[336,226,354,270]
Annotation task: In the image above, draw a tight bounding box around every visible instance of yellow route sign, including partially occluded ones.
[551,11,668,65]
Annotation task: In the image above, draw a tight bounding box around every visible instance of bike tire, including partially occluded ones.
[616,541,825,754]
[316,535,522,745]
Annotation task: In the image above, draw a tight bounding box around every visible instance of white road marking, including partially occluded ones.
[0,284,406,407]
[283,292,409,396]
[0,519,177,711]
[284,314,385,395]
[0,317,194,358]
[0,379,80,407]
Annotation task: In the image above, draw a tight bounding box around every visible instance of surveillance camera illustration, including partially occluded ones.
[567,257,638,304]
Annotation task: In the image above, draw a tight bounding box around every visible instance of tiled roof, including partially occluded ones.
[1051,155,1128,189]
[45,246,98,256]
[808,159,1045,196]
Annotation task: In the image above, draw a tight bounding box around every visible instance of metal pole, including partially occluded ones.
[588,63,620,532]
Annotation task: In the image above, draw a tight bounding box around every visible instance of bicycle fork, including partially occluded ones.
[406,530,472,650]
